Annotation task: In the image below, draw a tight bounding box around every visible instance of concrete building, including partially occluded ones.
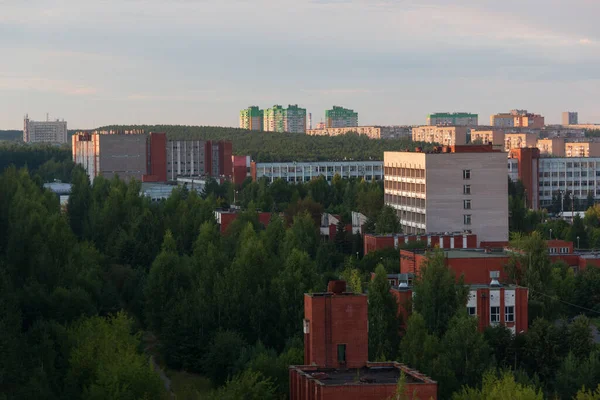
[251,161,383,183]
[504,133,538,152]
[239,106,264,131]
[23,115,68,144]
[306,126,411,140]
[565,142,600,158]
[384,145,508,243]
[470,130,504,146]
[325,106,358,128]
[491,110,545,129]
[264,104,306,133]
[391,271,528,334]
[562,112,579,125]
[412,126,469,146]
[289,280,437,400]
[427,112,478,126]
[537,138,566,157]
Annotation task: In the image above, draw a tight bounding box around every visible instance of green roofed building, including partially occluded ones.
[264,104,306,133]
[427,112,478,126]
[325,106,358,128]
[240,106,264,131]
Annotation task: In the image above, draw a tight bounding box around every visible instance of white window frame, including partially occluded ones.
[463,169,471,180]
[490,306,500,323]
[467,307,476,316]
[463,185,471,195]
[464,214,472,225]
[505,306,514,323]
[464,200,471,210]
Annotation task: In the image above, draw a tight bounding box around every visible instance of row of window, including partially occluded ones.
[385,195,426,209]
[384,180,426,193]
[467,306,514,323]
[540,171,600,178]
[549,247,570,254]
[540,180,600,187]
[384,166,425,178]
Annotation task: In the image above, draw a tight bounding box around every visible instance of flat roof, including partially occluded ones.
[442,249,510,259]
[305,367,418,386]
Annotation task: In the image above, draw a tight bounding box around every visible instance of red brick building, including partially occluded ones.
[290,281,437,400]
[364,232,478,255]
[214,210,273,234]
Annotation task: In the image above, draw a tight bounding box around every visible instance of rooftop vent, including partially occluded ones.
[490,271,501,287]
[398,281,409,289]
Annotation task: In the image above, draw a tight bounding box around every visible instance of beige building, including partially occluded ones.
[306,126,411,140]
[471,130,504,146]
[412,126,468,146]
[504,133,538,152]
[24,115,68,144]
[491,110,544,129]
[537,138,565,157]
[383,146,508,243]
[565,142,600,158]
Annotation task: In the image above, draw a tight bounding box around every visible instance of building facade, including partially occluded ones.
[470,130,504,146]
[384,145,508,243]
[306,126,411,140]
[491,110,544,129]
[504,133,539,152]
[412,126,469,146]
[251,161,383,183]
[239,106,264,131]
[264,104,307,133]
[23,115,68,144]
[537,138,566,157]
[427,112,478,126]
[565,142,600,158]
[562,112,579,125]
[325,106,358,128]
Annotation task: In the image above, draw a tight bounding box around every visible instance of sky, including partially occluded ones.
[0,0,599,129]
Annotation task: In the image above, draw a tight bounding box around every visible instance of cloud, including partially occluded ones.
[0,76,98,96]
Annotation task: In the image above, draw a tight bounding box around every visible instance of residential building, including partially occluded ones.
[72,131,232,183]
[239,106,264,131]
[412,126,469,146]
[325,106,358,128]
[23,115,68,144]
[427,112,478,126]
[562,112,579,125]
[363,232,478,255]
[384,145,508,243]
[251,161,383,183]
[391,272,528,334]
[289,280,438,400]
[264,104,306,133]
[491,110,544,129]
[471,130,504,146]
[504,133,538,152]
[214,209,272,233]
[565,142,600,158]
[306,126,411,140]
[537,138,566,157]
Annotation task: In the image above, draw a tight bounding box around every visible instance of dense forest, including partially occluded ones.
[99,125,432,162]
[2,145,600,399]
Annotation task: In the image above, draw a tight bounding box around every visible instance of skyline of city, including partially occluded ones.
[1,0,599,129]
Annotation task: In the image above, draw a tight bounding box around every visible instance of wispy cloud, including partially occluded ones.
[0,76,98,96]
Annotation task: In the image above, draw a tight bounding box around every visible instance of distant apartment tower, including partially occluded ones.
[562,112,578,125]
[23,114,68,144]
[325,106,358,128]
[239,106,263,131]
[384,145,508,243]
[427,112,478,126]
[263,104,307,133]
[412,126,469,146]
[491,110,545,129]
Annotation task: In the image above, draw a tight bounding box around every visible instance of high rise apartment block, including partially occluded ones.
[23,115,68,144]
[239,106,264,130]
[562,112,578,125]
[325,106,358,128]
[263,104,306,133]
[427,112,478,126]
[412,126,469,146]
[384,145,508,243]
[491,110,544,129]
[72,132,232,183]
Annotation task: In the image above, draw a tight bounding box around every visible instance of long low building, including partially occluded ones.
[306,126,411,139]
[251,161,383,183]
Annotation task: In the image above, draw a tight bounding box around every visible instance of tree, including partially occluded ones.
[375,205,402,234]
[201,330,247,386]
[555,351,600,399]
[282,212,320,259]
[575,384,600,400]
[568,215,588,249]
[206,370,277,400]
[399,313,440,375]
[452,371,543,400]
[412,250,467,336]
[368,265,401,361]
[586,192,595,210]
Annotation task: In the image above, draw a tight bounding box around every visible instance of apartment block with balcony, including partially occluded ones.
[239,106,264,131]
[471,130,504,146]
[504,133,538,152]
[263,104,306,133]
[491,110,544,129]
[412,126,468,146]
[537,138,566,157]
[562,112,578,125]
[384,145,508,243]
[427,112,478,126]
[565,142,600,158]
[325,106,358,128]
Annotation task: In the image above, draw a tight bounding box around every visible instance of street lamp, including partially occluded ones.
[577,236,580,250]
[356,252,359,260]
[549,229,553,240]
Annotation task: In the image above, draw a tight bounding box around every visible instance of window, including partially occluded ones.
[463,169,471,180]
[464,215,472,225]
[505,306,514,322]
[491,306,500,323]
[467,307,476,316]
[337,344,346,363]
[464,200,472,210]
[463,185,471,195]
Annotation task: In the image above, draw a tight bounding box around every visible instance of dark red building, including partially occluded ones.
[364,232,478,255]
[290,281,437,400]
[214,209,273,234]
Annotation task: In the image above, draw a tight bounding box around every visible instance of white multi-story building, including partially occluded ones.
[24,115,68,144]
[384,146,508,243]
[252,161,383,183]
[536,158,600,209]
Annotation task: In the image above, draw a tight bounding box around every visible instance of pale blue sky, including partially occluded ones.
[0,0,599,129]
